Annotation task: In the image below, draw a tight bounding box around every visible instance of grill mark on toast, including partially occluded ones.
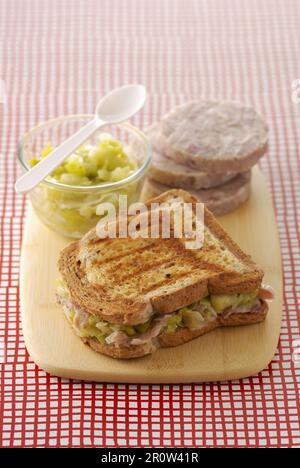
[111,259,189,283]
[89,237,117,246]
[87,235,231,291]
[138,269,211,295]
[93,255,179,284]
[87,225,246,273]
[91,236,184,271]
[135,255,237,296]
[93,239,192,281]
[100,254,224,293]
[93,240,158,267]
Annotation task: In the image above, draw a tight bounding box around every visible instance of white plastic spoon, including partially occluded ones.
[15,84,146,194]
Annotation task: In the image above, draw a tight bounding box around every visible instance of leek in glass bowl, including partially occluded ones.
[18,115,151,238]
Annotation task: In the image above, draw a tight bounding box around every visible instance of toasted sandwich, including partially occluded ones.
[56,189,274,359]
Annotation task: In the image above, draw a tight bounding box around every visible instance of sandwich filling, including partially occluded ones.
[56,280,274,348]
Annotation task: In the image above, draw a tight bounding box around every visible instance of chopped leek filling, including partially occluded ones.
[29,137,139,238]
[56,279,259,344]
[30,137,137,186]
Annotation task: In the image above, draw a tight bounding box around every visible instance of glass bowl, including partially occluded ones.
[18,115,151,238]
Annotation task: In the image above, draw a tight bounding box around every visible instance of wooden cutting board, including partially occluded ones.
[20,167,282,383]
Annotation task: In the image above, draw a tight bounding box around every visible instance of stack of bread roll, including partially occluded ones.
[142,100,268,216]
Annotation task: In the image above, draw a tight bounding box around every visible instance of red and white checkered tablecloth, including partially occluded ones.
[0,0,300,448]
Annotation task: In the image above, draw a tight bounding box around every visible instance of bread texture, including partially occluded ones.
[58,189,264,327]
[142,172,251,216]
[147,123,237,189]
[159,100,268,172]
[84,302,268,359]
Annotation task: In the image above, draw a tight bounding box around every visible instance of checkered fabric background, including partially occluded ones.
[0,0,300,448]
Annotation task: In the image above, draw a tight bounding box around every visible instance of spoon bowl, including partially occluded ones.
[96,84,146,123]
[15,84,146,194]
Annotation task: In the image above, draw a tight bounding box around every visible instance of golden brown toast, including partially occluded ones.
[58,190,264,326]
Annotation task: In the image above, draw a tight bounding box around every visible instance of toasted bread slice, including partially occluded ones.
[84,303,268,359]
[58,189,263,327]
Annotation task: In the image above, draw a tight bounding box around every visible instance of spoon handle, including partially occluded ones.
[15,118,101,194]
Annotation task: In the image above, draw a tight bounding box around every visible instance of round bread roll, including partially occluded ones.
[141,171,252,217]
[147,123,237,189]
[159,101,268,173]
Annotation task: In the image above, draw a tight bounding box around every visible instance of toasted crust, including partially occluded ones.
[159,100,268,173]
[142,171,251,216]
[83,302,268,359]
[58,189,264,326]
